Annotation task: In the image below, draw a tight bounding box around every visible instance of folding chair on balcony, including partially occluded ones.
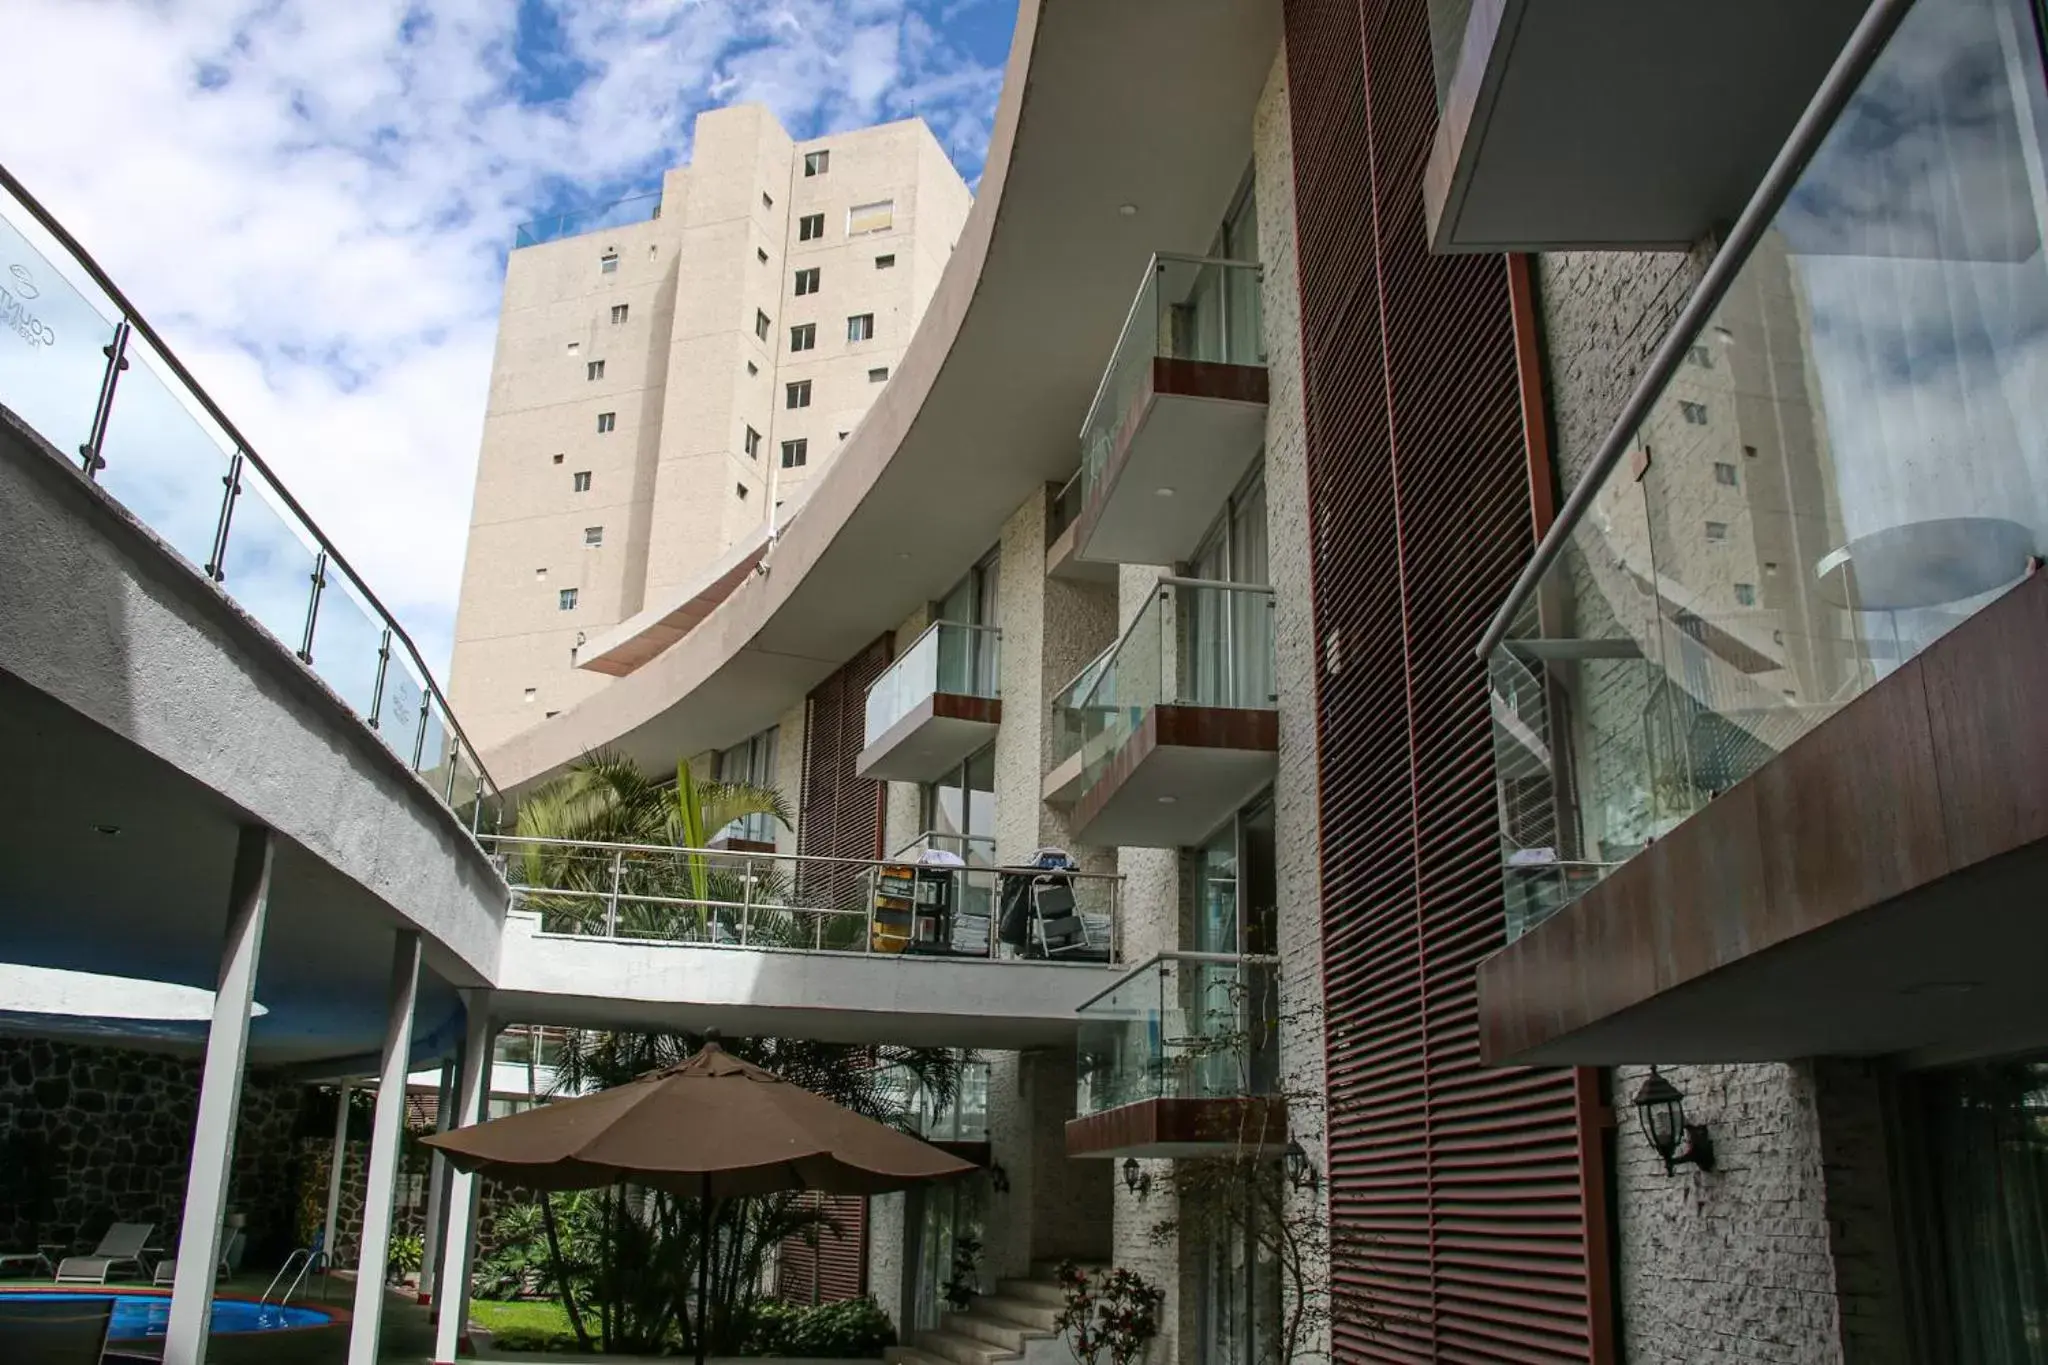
[1031,877,1106,960]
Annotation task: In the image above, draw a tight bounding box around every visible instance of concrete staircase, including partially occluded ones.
[886,1263,1098,1365]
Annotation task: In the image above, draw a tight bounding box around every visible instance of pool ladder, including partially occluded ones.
[261,1240,322,1310]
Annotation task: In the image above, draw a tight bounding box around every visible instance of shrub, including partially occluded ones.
[386,1233,424,1284]
[741,1296,897,1358]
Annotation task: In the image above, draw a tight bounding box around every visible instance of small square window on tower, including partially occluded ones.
[596,411,616,433]
[600,252,618,274]
[804,149,830,177]
[755,309,771,341]
[611,303,629,324]
[846,313,874,342]
[875,254,895,269]
[790,323,815,353]
[573,470,592,491]
[558,588,579,610]
[794,267,820,296]
[798,213,824,241]
[744,426,762,459]
[786,380,811,409]
[585,525,604,546]
[780,438,808,469]
[587,359,605,381]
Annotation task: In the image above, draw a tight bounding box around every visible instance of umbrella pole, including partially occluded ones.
[695,1173,713,1365]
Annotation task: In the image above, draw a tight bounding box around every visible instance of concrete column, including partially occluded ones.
[434,992,496,1364]
[417,1059,456,1303]
[164,826,273,1365]
[346,931,422,1365]
[321,1079,352,1271]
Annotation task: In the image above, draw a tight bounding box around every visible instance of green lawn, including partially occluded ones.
[470,1298,593,1351]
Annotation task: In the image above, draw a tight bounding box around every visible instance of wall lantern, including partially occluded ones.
[1631,1067,1716,1175]
[987,1162,1011,1195]
[1282,1141,1321,1194]
[1121,1157,1151,1198]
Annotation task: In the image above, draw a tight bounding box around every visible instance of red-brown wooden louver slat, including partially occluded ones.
[1282,0,1611,1360]
[798,635,894,910]
[776,1191,870,1305]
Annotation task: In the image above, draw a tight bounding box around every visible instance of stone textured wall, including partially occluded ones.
[1254,43,1332,1365]
[0,1038,305,1267]
[868,1190,907,1326]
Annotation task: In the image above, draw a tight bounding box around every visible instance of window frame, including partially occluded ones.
[786,379,812,409]
[780,438,808,469]
[847,313,875,342]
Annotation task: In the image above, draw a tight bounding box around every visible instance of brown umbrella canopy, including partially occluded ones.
[420,1038,975,1198]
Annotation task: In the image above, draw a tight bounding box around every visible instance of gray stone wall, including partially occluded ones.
[1255,43,1332,1365]
[0,1037,305,1268]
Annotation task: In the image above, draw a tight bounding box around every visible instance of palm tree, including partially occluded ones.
[510,751,793,940]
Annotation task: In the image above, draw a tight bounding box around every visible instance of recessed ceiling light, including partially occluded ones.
[93,824,121,837]
[1154,487,1175,498]
[1118,204,1139,217]
[1157,795,1178,805]
[897,551,912,560]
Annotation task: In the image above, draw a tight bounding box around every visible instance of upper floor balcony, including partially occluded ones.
[1044,468,1113,584]
[1066,952,1286,1159]
[1476,0,2048,1068]
[856,621,1002,783]
[1052,577,1276,847]
[1072,255,1268,568]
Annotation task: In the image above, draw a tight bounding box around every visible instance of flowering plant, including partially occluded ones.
[1051,1260,1164,1365]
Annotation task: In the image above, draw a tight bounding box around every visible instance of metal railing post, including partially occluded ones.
[740,857,754,945]
[297,550,328,664]
[204,450,244,581]
[470,779,484,836]
[366,629,392,729]
[78,318,131,477]
[605,851,622,938]
[442,742,460,802]
[410,692,431,768]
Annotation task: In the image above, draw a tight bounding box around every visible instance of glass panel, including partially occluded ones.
[216,459,321,655]
[1175,582,1276,709]
[0,207,118,463]
[865,622,999,747]
[1079,256,1265,511]
[308,562,385,721]
[1492,0,2048,938]
[1919,1056,2048,1363]
[513,191,662,249]
[93,332,239,572]
[1050,647,1114,769]
[416,698,452,795]
[1194,825,1240,957]
[377,650,429,764]
[1075,955,1278,1115]
[1077,587,1166,797]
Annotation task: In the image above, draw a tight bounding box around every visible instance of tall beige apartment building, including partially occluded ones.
[450,105,972,750]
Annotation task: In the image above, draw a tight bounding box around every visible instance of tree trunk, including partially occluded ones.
[539,1194,593,1353]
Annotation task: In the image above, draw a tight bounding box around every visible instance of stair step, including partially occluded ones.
[884,1349,955,1365]
[976,1293,1062,1330]
[945,1308,1051,1352]
[912,1327,1018,1365]
[997,1278,1066,1307]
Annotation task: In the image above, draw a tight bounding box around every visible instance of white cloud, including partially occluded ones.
[0,0,1004,682]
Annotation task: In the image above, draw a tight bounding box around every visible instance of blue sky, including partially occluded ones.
[0,0,1016,678]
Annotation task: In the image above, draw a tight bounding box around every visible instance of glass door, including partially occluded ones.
[908,1178,987,1335]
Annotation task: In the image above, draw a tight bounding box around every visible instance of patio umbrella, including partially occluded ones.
[422,1034,974,1362]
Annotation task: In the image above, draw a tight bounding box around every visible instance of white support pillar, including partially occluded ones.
[346,931,422,1365]
[321,1078,352,1271]
[434,992,495,1365]
[164,826,273,1365]
[417,1059,456,1304]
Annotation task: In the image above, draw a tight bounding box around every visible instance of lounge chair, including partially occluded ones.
[0,1249,53,1278]
[54,1221,154,1284]
[150,1229,242,1287]
[0,1293,113,1365]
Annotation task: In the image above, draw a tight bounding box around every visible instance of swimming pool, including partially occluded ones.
[0,1289,335,1339]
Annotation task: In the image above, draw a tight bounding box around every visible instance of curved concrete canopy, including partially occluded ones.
[489,0,1282,794]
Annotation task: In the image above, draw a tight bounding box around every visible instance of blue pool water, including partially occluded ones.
[0,1290,333,1339]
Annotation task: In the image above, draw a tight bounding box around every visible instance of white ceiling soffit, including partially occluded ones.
[487,0,1282,796]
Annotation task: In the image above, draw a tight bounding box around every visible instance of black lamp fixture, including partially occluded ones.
[1631,1067,1716,1175]
[1282,1141,1321,1194]
[1121,1157,1151,1198]
[987,1162,1011,1195]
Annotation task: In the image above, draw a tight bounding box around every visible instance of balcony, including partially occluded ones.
[1066,953,1286,1159]
[1422,0,1869,251]
[856,621,1001,783]
[1044,469,1113,584]
[1043,646,1113,806]
[1072,255,1267,567]
[1476,0,2048,1066]
[1056,577,1276,847]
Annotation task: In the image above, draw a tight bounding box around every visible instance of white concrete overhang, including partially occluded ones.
[1074,360,1269,567]
[1068,705,1278,849]
[492,912,1113,1050]
[575,493,810,678]
[1424,0,1870,251]
[855,693,1003,784]
[487,0,1284,797]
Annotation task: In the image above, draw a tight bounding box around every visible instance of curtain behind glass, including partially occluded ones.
[1924,1058,2048,1363]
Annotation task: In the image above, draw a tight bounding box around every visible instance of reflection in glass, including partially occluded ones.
[217,461,321,655]
[94,332,238,572]
[0,212,118,464]
[1493,0,2048,938]
[309,563,386,720]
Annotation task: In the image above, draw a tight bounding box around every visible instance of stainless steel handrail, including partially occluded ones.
[1472,0,1915,661]
[1074,950,1281,1013]
[0,162,503,812]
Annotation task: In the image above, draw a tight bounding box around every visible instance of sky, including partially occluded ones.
[0,0,1015,680]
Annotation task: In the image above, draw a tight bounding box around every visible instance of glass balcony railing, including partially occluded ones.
[1050,646,1115,772]
[863,621,1001,746]
[1484,0,2048,941]
[1075,952,1280,1118]
[1078,253,1265,509]
[1059,577,1276,795]
[513,191,663,250]
[0,167,502,835]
